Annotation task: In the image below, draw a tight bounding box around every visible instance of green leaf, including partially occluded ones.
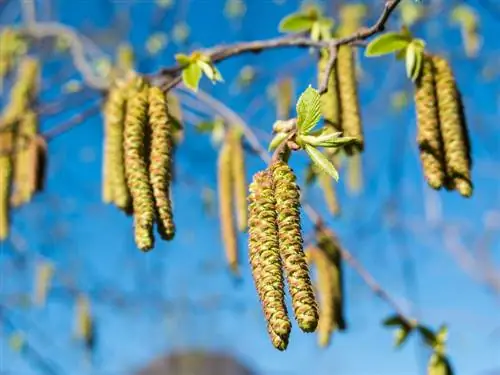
[411,44,424,82]
[182,63,202,92]
[365,32,411,57]
[195,121,216,133]
[310,21,321,42]
[305,144,339,181]
[394,326,413,348]
[417,325,437,347]
[197,60,224,83]
[383,314,407,327]
[428,353,454,375]
[296,85,322,134]
[175,53,191,65]
[299,133,358,148]
[278,13,314,33]
[436,324,448,344]
[269,132,289,151]
[405,42,417,80]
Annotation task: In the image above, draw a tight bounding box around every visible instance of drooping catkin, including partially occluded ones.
[11,111,39,206]
[148,86,175,240]
[229,128,247,232]
[218,136,238,273]
[104,83,131,209]
[74,294,95,350]
[33,261,54,306]
[124,80,155,251]
[318,172,340,216]
[270,161,319,332]
[248,170,291,350]
[0,129,13,241]
[318,49,341,133]
[337,45,364,154]
[432,55,473,197]
[414,57,447,190]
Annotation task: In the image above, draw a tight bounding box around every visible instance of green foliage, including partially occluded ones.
[296,85,322,134]
[364,32,412,57]
[278,5,334,41]
[176,52,223,92]
[304,144,339,181]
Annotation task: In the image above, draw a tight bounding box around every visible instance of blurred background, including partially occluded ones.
[0,0,499,374]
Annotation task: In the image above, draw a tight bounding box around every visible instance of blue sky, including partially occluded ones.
[1,0,500,374]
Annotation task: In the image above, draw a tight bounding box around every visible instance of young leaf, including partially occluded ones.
[182,63,202,92]
[310,21,321,42]
[175,53,191,65]
[278,13,314,33]
[299,133,359,148]
[296,85,322,134]
[269,132,289,151]
[410,45,423,82]
[305,144,339,181]
[365,32,411,57]
[197,60,224,83]
[405,42,417,80]
[394,326,412,348]
[383,314,408,327]
[417,325,437,347]
[195,121,216,133]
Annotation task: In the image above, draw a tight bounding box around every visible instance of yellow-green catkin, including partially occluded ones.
[318,49,341,133]
[11,111,39,206]
[229,128,247,232]
[270,161,319,332]
[248,170,291,350]
[346,153,363,196]
[124,80,155,251]
[414,57,447,190]
[148,86,175,240]
[104,82,131,209]
[318,172,340,216]
[337,44,363,154]
[218,136,238,273]
[432,55,473,197]
[0,128,13,241]
[276,78,294,120]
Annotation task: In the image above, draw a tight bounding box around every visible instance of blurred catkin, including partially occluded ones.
[229,128,247,232]
[337,44,364,154]
[318,49,341,133]
[0,129,13,241]
[33,261,54,306]
[414,57,447,190]
[148,86,175,240]
[318,172,340,216]
[218,136,239,273]
[248,170,291,350]
[124,80,155,251]
[270,161,318,332]
[432,55,473,197]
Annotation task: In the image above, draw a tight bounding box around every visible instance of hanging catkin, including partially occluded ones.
[124,78,155,251]
[148,86,175,240]
[218,135,239,273]
[318,172,340,216]
[270,161,319,332]
[432,55,473,197]
[337,44,363,154]
[318,49,341,133]
[248,170,291,350]
[103,82,131,209]
[414,57,447,190]
[0,128,13,241]
[230,128,247,232]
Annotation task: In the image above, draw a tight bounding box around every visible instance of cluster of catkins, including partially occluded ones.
[217,127,247,273]
[0,57,46,241]
[248,161,319,350]
[414,55,473,197]
[305,228,346,348]
[102,73,177,251]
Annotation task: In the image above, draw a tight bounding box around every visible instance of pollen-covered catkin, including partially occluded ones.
[0,129,13,241]
[270,161,319,332]
[414,57,447,190]
[248,170,291,350]
[230,128,247,232]
[218,136,238,273]
[432,55,473,197]
[104,83,131,209]
[148,86,175,240]
[318,49,341,133]
[124,82,155,251]
[337,45,363,154]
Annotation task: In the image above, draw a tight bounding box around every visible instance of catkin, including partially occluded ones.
[432,55,473,197]
[414,57,447,190]
[0,129,13,241]
[148,86,175,240]
[248,170,291,350]
[270,161,319,332]
[230,128,247,232]
[337,45,363,154]
[218,136,238,273]
[318,49,341,133]
[124,81,155,251]
[319,172,340,216]
[104,84,131,209]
